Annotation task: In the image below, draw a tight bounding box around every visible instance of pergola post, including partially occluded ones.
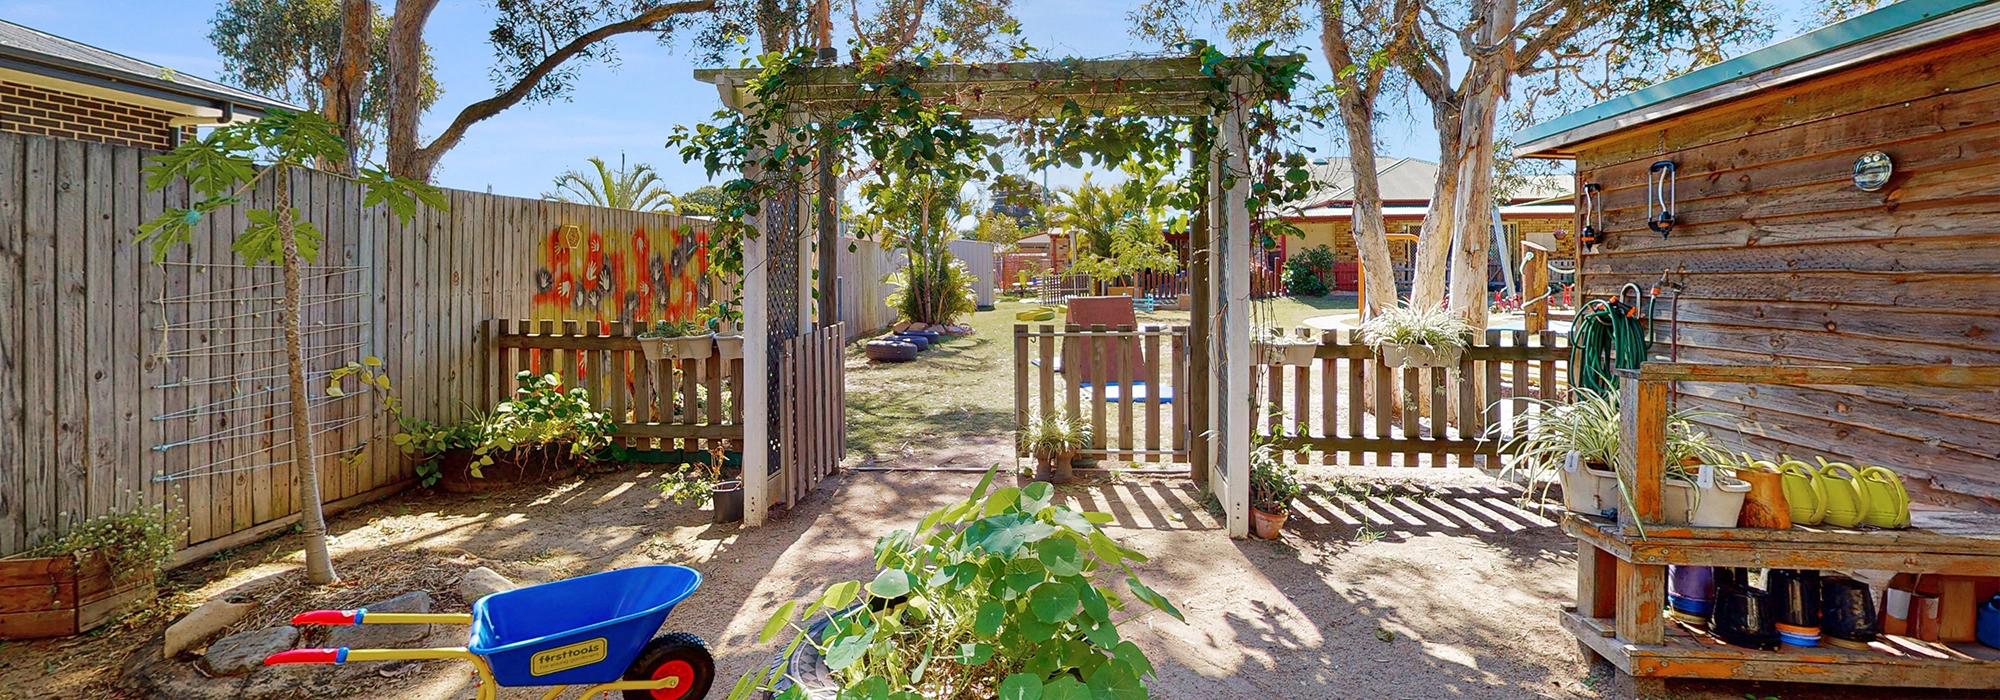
[1217,81,1252,538]
[724,76,773,528]
[1186,117,1211,484]
[817,130,839,327]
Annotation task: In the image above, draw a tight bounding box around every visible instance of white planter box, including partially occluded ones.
[639,334,714,362]
[1560,452,1623,517]
[1378,342,1464,369]
[1662,468,1752,528]
[715,334,744,361]
[1254,340,1319,366]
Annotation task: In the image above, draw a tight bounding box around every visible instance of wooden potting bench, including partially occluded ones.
[1566,362,2000,691]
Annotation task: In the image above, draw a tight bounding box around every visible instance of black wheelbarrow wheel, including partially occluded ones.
[623,632,715,700]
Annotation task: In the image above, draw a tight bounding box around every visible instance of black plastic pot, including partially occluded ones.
[712,480,744,524]
[1712,585,1781,651]
[1770,569,1822,629]
[1821,575,1880,644]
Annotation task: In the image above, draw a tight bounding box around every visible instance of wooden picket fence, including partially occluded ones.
[483,320,745,453]
[776,323,846,508]
[1257,328,1569,468]
[1013,324,1191,464]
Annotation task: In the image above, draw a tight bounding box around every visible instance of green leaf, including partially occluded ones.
[974,599,1005,637]
[819,580,861,611]
[1080,584,1110,622]
[984,486,1021,516]
[1081,615,1120,647]
[1086,659,1146,700]
[1030,581,1079,623]
[835,675,888,700]
[1112,640,1154,678]
[822,632,872,671]
[959,641,993,665]
[1088,530,1124,564]
[998,674,1043,700]
[1037,537,1084,577]
[759,601,795,643]
[1080,511,1114,524]
[1041,676,1089,700]
[868,569,912,599]
[1125,577,1183,621]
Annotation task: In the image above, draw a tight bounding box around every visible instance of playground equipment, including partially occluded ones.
[265,565,713,700]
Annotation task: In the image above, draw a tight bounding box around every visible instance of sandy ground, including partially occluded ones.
[3,453,1989,699]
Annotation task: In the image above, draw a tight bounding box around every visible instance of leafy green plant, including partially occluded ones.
[1283,244,1338,297]
[655,452,730,507]
[1017,410,1091,463]
[1356,304,1474,350]
[1249,443,1304,515]
[886,253,978,327]
[729,468,1183,700]
[30,508,177,579]
[392,371,616,485]
[1494,389,1733,506]
[639,319,706,339]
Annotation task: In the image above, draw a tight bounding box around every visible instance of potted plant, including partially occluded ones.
[393,371,617,493]
[705,301,746,361]
[1659,431,1749,528]
[637,319,713,362]
[1497,389,1741,526]
[656,445,744,524]
[1357,305,1473,369]
[1252,326,1319,366]
[736,469,1182,700]
[0,508,175,639]
[1249,443,1304,539]
[1018,409,1090,484]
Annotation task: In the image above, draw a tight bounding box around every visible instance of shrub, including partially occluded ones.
[29,508,177,577]
[887,254,977,326]
[730,468,1183,700]
[393,371,617,486]
[1283,244,1337,297]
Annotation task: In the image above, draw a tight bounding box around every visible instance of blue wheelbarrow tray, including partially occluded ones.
[469,564,702,686]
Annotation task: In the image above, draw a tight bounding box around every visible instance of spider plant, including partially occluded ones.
[1495,389,1733,510]
[1356,304,1474,350]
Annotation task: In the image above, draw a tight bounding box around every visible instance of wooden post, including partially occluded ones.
[735,81,771,527]
[1187,117,1211,483]
[1219,83,1252,539]
[1618,371,1668,524]
[817,130,838,327]
[1523,241,1549,334]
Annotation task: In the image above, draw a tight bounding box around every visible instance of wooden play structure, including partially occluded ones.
[1516,0,2000,690]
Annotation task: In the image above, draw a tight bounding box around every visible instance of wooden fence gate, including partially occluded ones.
[1014,324,1191,465]
[1256,328,1569,468]
[776,323,846,507]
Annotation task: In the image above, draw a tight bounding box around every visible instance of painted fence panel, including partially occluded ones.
[0,132,716,559]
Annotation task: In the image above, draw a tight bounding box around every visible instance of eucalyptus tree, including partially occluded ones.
[136,110,445,585]
[542,155,677,211]
[383,0,720,181]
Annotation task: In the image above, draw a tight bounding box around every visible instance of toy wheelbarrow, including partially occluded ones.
[266,565,713,700]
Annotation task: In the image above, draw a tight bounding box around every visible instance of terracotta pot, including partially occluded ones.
[1734,467,1792,529]
[1251,507,1288,539]
[1052,452,1074,484]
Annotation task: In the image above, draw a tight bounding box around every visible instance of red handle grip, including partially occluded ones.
[291,609,360,626]
[264,648,344,666]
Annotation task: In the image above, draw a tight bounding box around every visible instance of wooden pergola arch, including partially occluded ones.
[694,55,1301,536]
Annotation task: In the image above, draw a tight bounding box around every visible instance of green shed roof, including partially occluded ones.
[1512,0,1999,156]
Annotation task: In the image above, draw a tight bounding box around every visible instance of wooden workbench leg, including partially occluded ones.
[1577,541,1618,619]
[1615,559,1666,645]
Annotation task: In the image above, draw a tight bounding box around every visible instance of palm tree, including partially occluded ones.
[542,154,675,211]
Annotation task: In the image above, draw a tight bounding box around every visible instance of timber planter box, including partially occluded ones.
[0,551,154,640]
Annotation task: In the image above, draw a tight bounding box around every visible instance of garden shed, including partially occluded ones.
[1515,0,2000,690]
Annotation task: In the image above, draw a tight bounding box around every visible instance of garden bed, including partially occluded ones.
[0,551,153,640]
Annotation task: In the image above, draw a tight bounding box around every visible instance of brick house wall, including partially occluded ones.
[1284,214,1575,291]
[0,80,193,151]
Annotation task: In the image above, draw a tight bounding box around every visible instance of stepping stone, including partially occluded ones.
[200,626,298,677]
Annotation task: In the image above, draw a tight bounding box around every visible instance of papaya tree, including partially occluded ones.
[137,109,445,585]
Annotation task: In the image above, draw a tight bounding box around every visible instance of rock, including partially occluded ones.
[165,595,259,659]
[459,567,516,602]
[199,626,299,677]
[891,321,911,333]
[907,322,928,331]
[327,591,432,649]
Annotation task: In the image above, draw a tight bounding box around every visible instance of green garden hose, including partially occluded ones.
[1570,290,1652,396]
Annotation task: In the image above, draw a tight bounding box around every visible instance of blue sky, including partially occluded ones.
[4,0,1819,200]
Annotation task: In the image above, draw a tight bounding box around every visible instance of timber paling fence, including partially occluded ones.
[0,132,715,560]
[1014,323,1569,470]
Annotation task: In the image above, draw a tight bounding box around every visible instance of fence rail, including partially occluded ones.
[483,320,744,453]
[1014,324,1190,463]
[1255,328,1569,468]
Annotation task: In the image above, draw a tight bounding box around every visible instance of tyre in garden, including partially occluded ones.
[893,332,931,350]
[622,632,715,700]
[762,606,853,700]
[865,339,920,362]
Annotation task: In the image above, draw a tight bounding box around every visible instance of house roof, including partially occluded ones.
[1512,0,2000,157]
[1296,202,1575,220]
[0,19,299,122]
[1291,157,1570,210]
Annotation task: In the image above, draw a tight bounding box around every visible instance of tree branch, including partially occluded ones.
[409,0,717,174]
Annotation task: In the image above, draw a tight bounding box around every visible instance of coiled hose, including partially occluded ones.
[1570,292,1652,396]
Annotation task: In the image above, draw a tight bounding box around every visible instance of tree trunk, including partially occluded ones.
[385,0,440,180]
[1408,118,1461,310]
[1442,0,1518,330]
[277,166,337,585]
[328,0,372,175]
[1336,89,1398,315]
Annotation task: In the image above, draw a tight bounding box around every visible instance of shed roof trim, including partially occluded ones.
[1511,0,2000,157]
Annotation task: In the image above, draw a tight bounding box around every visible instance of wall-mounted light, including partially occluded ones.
[1853,150,1893,192]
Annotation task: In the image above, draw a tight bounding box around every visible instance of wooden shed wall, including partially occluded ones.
[0,131,713,558]
[1571,28,2000,510]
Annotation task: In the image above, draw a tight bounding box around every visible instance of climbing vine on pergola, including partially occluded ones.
[675,41,1315,537]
